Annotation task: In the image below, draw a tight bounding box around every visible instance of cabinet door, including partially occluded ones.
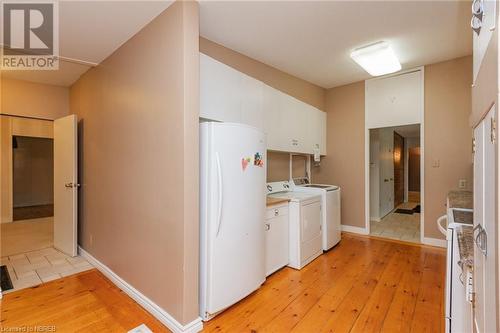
[307,107,327,156]
[473,104,497,333]
[318,110,327,155]
[472,0,497,82]
[240,75,264,130]
[200,54,242,122]
[263,86,289,152]
[265,212,289,276]
[286,97,308,154]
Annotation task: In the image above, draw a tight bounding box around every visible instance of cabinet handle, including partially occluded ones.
[265,223,270,231]
[274,209,279,216]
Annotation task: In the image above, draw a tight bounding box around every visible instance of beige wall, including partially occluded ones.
[313,82,366,228]
[266,152,309,182]
[70,1,199,325]
[424,56,473,239]
[1,78,69,120]
[314,56,472,239]
[200,38,325,111]
[267,152,290,182]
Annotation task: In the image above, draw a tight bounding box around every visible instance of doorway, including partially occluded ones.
[13,136,54,221]
[0,115,86,294]
[369,124,421,243]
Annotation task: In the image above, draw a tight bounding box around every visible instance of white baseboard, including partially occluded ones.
[341,225,369,235]
[370,217,381,222]
[79,246,203,333]
[422,237,447,248]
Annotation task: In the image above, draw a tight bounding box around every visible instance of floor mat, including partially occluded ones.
[13,204,54,221]
[394,209,414,215]
[1,265,14,291]
[413,205,421,213]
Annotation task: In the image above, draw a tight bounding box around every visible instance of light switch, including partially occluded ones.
[459,179,467,189]
[432,159,440,168]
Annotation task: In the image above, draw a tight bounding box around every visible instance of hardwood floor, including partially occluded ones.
[0,234,445,333]
[0,269,170,332]
[204,233,446,333]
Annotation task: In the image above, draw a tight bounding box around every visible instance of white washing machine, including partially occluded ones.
[292,177,341,251]
[267,181,323,270]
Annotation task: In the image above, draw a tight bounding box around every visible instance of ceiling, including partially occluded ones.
[3,1,472,89]
[2,1,172,87]
[200,1,472,88]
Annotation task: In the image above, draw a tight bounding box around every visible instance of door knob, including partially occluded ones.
[65,182,80,188]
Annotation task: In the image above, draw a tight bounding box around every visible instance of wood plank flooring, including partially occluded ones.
[204,233,446,333]
[0,234,445,333]
[1,269,170,332]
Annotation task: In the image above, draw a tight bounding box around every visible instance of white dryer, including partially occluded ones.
[267,181,322,270]
[292,177,341,251]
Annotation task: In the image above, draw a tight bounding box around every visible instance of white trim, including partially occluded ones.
[79,246,203,333]
[364,67,426,242]
[422,237,447,248]
[341,224,369,235]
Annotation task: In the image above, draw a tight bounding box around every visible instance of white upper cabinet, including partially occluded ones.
[307,106,327,156]
[200,53,327,155]
[263,85,289,152]
[240,74,265,130]
[472,0,496,83]
[365,70,423,129]
[200,53,243,123]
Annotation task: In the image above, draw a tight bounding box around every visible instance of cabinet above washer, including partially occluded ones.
[200,53,327,155]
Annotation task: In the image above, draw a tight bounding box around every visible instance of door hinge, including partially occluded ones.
[472,137,476,154]
[491,116,496,143]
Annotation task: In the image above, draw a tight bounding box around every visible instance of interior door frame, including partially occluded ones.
[363,67,427,245]
[0,115,54,224]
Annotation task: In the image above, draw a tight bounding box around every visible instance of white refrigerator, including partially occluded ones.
[200,122,266,321]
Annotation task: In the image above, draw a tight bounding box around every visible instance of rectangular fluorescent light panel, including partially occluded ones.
[350,41,401,76]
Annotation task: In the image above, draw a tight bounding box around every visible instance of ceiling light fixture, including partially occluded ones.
[350,41,401,76]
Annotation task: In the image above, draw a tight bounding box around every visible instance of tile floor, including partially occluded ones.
[1,247,93,293]
[370,202,420,243]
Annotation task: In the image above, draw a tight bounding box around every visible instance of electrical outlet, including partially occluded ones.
[432,159,440,168]
[459,179,467,189]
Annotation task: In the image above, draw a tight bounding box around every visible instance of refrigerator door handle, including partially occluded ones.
[216,152,223,237]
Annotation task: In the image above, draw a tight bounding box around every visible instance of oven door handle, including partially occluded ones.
[437,215,448,236]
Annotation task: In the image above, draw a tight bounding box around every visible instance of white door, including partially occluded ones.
[379,128,394,217]
[265,206,289,276]
[54,115,78,257]
[300,200,322,262]
[473,105,497,333]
